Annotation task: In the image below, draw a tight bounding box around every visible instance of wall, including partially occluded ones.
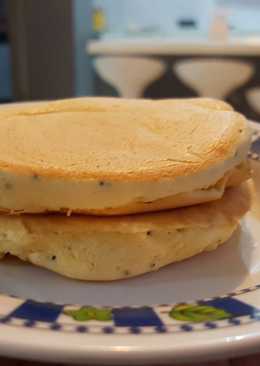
[220,0,260,34]
[93,0,215,36]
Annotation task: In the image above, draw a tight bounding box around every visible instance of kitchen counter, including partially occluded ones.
[87,37,260,56]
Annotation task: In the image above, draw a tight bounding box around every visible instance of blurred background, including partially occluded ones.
[1,0,260,119]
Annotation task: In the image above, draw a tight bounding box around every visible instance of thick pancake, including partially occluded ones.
[0,97,233,115]
[0,97,251,215]
[0,184,251,281]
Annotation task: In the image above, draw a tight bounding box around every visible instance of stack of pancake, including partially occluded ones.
[0,97,251,280]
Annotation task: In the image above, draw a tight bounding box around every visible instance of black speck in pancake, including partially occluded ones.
[4,182,12,190]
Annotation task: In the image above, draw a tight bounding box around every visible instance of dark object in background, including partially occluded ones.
[7,0,74,101]
[0,0,8,42]
[0,17,8,43]
[177,18,198,29]
[0,0,12,103]
[0,16,8,43]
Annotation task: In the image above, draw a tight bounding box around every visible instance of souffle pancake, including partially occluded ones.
[0,97,251,216]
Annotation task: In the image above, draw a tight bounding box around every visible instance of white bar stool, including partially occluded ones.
[246,87,260,115]
[174,59,253,99]
[93,56,166,98]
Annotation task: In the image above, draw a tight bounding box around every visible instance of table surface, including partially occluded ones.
[1,355,260,366]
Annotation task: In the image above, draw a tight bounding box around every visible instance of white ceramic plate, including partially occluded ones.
[0,120,259,365]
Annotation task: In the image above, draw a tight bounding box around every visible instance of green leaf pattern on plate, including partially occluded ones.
[169,304,231,323]
[64,306,112,322]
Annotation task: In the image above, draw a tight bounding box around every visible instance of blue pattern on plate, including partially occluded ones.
[113,306,163,327]
[228,318,241,326]
[50,323,62,331]
[77,325,88,333]
[199,298,257,318]
[205,322,217,329]
[10,300,63,322]
[0,285,260,334]
[103,326,114,334]
[181,324,193,332]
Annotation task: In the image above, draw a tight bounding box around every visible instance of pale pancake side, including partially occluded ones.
[0,159,250,215]
[0,184,251,280]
